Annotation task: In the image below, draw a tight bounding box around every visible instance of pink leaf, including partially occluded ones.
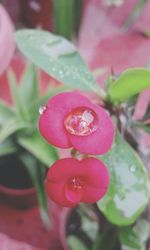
[0,4,15,76]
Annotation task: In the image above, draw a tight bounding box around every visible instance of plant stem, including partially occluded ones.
[52,0,75,39]
[74,0,83,36]
[92,224,119,250]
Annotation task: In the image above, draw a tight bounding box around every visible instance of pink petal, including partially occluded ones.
[46,181,76,207]
[79,0,137,65]
[78,1,118,64]
[81,157,109,202]
[0,5,15,75]
[81,157,110,188]
[47,158,84,183]
[81,185,108,203]
[46,157,110,206]
[68,104,114,154]
[0,55,25,105]
[39,92,91,148]
[91,33,150,75]
[64,184,83,203]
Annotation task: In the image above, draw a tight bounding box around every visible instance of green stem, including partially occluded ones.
[92,225,119,250]
[74,0,83,36]
[92,206,119,250]
[52,0,75,40]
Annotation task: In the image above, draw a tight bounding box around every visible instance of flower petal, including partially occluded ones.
[81,158,110,203]
[46,157,110,206]
[81,185,108,203]
[68,104,114,154]
[65,183,83,203]
[0,5,15,75]
[47,158,84,183]
[46,181,76,207]
[39,92,91,148]
[81,157,110,188]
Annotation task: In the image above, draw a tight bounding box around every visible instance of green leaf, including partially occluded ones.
[18,130,58,166]
[28,85,68,122]
[67,236,88,250]
[81,215,98,242]
[7,69,29,120]
[74,0,83,35]
[108,68,150,103]
[78,204,99,242]
[0,119,30,144]
[20,154,50,228]
[0,139,17,156]
[97,132,150,226]
[0,101,14,124]
[93,224,118,250]
[119,219,150,250]
[119,227,142,250]
[53,0,74,39]
[20,63,39,107]
[15,29,106,98]
[134,219,150,243]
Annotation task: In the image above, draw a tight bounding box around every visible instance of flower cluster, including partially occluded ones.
[39,92,114,207]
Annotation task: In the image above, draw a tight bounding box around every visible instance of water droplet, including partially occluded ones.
[130,165,136,173]
[51,67,57,72]
[59,70,63,75]
[39,106,47,115]
[29,0,41,12]
[118,187,126,200]
[42,38,76,59]
[64,107,98,136]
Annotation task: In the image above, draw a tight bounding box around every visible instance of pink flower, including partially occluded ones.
[39,92,114,155]
[46,157,109,207]
[0,5,15,76]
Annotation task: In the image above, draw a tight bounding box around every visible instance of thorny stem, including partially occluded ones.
[71,148,78,158]
[104,99,139,149]
[71,148,90,159]
[115,106,122,132]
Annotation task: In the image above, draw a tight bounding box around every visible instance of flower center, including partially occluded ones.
[69,177,84,190]
[65,176,84,203]
[64,107,98,136]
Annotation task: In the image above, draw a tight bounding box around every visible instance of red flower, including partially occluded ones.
[39,92,114,155]
[46,157,109,207]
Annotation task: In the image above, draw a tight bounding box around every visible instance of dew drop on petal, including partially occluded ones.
[39,105,47,115]
[64,107,99,136]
